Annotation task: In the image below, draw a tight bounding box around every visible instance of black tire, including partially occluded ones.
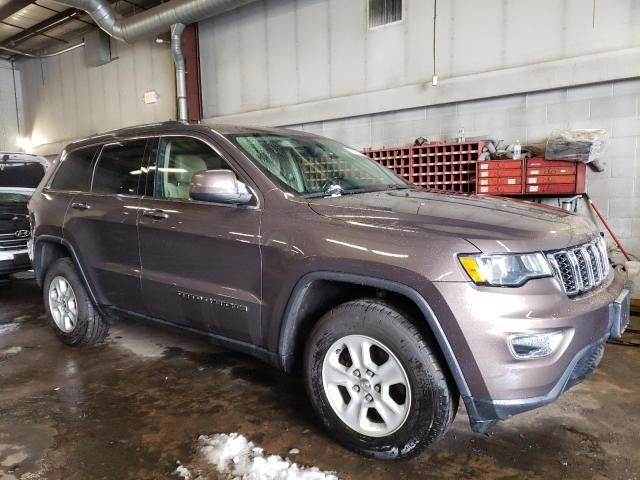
[43,257,108,345]
[304,299,458,460]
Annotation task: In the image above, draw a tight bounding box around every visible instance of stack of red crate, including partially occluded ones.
[363,141,485,194]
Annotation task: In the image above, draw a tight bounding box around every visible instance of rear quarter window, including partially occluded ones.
[50,146,99,191]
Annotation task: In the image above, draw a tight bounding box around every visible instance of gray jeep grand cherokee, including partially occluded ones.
[30,122,631,459]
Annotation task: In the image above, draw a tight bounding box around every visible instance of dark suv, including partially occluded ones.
[31,122,631,459]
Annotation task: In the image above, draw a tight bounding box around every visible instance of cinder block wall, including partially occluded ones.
[288,79,640,261]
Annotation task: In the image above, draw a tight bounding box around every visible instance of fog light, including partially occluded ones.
[508,331,564,359]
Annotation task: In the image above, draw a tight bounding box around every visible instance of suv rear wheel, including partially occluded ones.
[43,257,108,345]
[304,299,457,459]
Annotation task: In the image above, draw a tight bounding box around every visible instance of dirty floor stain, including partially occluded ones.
[1,273,639,479]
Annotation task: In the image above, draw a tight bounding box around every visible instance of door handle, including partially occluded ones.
[71,202,90,210]
[142,209,169,220]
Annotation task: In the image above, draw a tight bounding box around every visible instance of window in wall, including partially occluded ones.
[369,0,403,28]
[92,139,148,195]
[50,146,98,192]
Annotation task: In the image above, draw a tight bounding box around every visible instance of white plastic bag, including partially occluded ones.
[545,129,608,164]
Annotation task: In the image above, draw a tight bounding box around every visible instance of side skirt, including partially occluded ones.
[104,305,280,367]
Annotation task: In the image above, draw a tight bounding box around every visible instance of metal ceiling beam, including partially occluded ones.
[0,19,70,43]
[0,0,33,21]
[0,7,85,48]
[34,1,93,24]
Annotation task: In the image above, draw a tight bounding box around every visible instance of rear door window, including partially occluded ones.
[92,139,148,195]
[0,158,46,189]
[50,146,99,192]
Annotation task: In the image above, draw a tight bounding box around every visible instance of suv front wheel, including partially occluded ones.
[304,299,458,459]
[43,257,108,345]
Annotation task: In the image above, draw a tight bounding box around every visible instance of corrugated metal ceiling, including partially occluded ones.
[0,0,161,59]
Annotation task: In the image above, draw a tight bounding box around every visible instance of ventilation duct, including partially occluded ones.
[57,0,257,120]
[171,23,188,122]
[84,29,111,67]
[56,0,256,43]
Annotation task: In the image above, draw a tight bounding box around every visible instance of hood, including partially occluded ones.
[307,189,597,253]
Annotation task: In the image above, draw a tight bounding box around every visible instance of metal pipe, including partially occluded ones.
[56,0,256,43]
[585,194,632,261]
[171,23,187,122]
[0,42,85,58]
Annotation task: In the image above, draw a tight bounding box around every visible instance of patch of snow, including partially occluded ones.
[175,465,192,479]
[0,323,20,335]
[0,346,22,356]
[288,448,300,455]
[179,433,338,480]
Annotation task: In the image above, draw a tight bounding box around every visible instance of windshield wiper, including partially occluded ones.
[303,183,413,199]
[304,186,343,199]
[304,186,393,198]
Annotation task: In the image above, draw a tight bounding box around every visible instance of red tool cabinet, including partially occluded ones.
[476,157,585,196]
[476,160,523,194]
[523,158,586,195]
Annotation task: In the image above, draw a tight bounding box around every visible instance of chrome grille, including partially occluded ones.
[546,237,610,296]
[0,232,29,251]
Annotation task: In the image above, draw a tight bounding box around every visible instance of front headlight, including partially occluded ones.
[459,252,553,287]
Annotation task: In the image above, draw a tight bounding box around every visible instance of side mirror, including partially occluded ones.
[189,170,252,204]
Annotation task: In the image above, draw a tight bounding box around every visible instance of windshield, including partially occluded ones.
[0,162,46,189]
[226,133,408,196]
[0,192,29,203]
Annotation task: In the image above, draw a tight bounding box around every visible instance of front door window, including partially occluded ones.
[153,137,232,200]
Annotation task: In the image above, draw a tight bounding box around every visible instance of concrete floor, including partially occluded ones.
[1,272,639,480]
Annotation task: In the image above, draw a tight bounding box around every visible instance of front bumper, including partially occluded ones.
[0,249,31,276]
[434,269,627,433]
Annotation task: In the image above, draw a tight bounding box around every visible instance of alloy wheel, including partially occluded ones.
[321,334,411,437]
[48,276,78,333]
